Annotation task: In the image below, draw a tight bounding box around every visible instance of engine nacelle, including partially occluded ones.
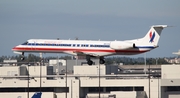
[110,41,135,50]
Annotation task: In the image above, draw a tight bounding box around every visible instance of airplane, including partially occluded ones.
[12,25,168,65]
[31,92,42,98]
[172,50,180,55]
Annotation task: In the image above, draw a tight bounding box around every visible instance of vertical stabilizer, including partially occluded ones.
[141,25,167,46]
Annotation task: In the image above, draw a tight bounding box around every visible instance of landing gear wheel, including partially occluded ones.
[100,59,105,64]
[86,55,93,65]
[99,56,105,64]
[21,57,25,61]
[87,60,93,65]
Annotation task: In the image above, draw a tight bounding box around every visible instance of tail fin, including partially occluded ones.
[31,92,42,98]
[141,25,168,46]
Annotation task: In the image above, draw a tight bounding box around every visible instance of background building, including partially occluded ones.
[0,60,179,98]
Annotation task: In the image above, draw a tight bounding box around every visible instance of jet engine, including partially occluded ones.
[110,41,135,50]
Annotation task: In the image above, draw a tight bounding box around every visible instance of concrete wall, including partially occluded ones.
[86,93,111,98]
[161,79,180,86]
[162,65,180,79]
[0,79,69,88]
[74,65,106,75]
[111,91,136,98]
[0,92,54,98]
[0,66,19,76]
[28,66,47,76]
[74,65,118,75]
[149,79,161,98]
[71,79,80,98]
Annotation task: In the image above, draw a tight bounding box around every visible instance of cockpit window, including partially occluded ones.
[21,41,28,45]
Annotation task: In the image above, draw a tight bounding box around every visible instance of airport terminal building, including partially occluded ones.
[0,59,180,98]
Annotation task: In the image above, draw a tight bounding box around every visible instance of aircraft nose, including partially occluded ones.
[12,47,16,51]
[12,46,18,51]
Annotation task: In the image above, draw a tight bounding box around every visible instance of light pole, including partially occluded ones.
[144,53,147,74]
[148,58,152,98]
[39,53,43,92]
[27,63,30,98]
[158,76,159,98]
[156,58,159,65]
[98,56,100,98]
[65,59,67,98]
[149,63,150,98]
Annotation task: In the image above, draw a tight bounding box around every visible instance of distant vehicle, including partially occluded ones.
[12,25,168,65]
[31,92,42,98]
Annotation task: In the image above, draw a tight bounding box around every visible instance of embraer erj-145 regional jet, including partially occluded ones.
[12,25,168,65]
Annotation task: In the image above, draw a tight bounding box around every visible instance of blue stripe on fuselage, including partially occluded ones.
[135,46,155,49]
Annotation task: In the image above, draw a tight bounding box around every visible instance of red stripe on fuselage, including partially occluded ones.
[12,47,148,54]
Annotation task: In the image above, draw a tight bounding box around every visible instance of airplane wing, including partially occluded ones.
[79,52,99,57]
[71,51,99,57]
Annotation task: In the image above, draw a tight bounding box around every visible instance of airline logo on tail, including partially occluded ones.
[149,31,155,43]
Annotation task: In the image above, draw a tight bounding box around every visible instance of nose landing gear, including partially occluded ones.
[20,52,25,61]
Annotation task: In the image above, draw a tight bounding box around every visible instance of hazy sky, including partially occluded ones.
[0,0,180,58]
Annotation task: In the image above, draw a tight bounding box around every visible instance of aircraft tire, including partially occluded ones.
[87,60,93,65]
[99,59,105,64]
[21,57,25,61]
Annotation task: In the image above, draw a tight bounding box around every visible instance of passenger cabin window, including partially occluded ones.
[31,43,35,45]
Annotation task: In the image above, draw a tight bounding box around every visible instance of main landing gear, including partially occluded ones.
[99,56,105,64]
[86,56,105,65]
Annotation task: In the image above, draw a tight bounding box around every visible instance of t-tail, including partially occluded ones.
[140,25,168,46]
[31,92,42,98]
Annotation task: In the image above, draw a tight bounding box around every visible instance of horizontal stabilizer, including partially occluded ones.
[151,25,168,28]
